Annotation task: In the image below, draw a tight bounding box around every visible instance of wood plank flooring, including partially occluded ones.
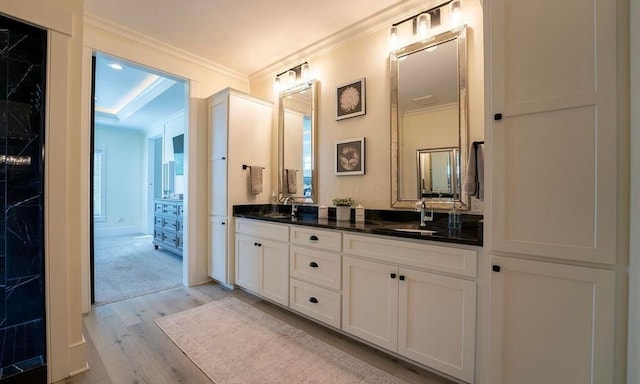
[54,283,457,384]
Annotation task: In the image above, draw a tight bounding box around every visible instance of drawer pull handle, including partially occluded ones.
[309,235,319,241]
[309,261,319,268]
[399,275,405,281]
[390,273,396,279]
[309,297,318,304]
[492,265,501,272]
[221,222,226,226]
[257,243,262,247]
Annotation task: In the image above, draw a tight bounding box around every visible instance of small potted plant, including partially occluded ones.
[332,197,355,221]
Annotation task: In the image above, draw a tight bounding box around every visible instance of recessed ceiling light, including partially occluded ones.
[108,63,123,70]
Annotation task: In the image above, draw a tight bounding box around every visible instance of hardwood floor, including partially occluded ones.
[55,283,457,384]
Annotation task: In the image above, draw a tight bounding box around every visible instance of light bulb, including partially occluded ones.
[389,26,399,51]
[300,63,310,81]
[450,0,463,28]
[274,76,281,93]
[416,13,431,40]
[286,70,296,87]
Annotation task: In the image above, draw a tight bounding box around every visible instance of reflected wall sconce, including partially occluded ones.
[389,0,463,50]
[274,62,311,92]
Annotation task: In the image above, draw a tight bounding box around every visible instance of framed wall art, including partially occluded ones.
[336,78,366,120]
[335,137,365,175]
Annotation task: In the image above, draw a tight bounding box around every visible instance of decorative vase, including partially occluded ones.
[335,206,351,221]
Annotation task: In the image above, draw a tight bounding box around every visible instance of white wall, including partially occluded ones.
[250,0,484,209]
[94,125,145,236]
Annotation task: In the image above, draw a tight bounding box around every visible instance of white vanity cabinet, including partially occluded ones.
[235,219,289,306]
[289,226,342,328]
[207,88,272,287]
[342,233,477,383]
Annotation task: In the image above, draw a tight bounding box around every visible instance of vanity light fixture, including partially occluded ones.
[389,0,463,51]
[274,62,311,92]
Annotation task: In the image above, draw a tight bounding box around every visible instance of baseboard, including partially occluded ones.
[94,226,145,237]
[66,337,88,378]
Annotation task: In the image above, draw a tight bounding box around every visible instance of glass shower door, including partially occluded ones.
[0,14,47,384]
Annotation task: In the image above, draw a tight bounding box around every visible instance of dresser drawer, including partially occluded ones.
[236,218,289,242]
[290,246,341,290]
[163,218,178,232]
[290,226,341,252]
[290,279,341,329]
[343,233,477,278]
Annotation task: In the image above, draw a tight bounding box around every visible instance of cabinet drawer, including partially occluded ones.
[236,219,289,242]
[290,226,341,252]
[155,217,163,226]
[290,279,341,329]
[155,203,163,213]
[163,204,178,215]
[163,218,178,232]
[290,246,341,290]
[343,233,477,278]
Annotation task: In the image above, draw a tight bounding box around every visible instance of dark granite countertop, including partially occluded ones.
[233,204,483,247]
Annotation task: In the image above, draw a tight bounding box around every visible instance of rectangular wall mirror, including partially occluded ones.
[278,80,318,203]
[390,27,468,210]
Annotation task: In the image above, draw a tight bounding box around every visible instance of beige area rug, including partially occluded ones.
[156,296,408,384]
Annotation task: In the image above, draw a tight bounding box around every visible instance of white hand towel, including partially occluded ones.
[476,145,484,201]
[286,169,297,194]
[250,166,263,195]
[463,144,478,196]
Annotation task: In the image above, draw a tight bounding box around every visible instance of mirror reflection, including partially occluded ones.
[416,148,458,198]
[278,80,318,203]
[391,27,468,209]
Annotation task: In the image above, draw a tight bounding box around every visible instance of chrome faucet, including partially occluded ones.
[283,196,292,205]
[418,199,434,227]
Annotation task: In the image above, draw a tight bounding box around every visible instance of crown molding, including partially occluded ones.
[84,13,248,82]
[249,0,446,83]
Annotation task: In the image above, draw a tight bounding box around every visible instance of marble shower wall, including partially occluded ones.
[0,14,47,380]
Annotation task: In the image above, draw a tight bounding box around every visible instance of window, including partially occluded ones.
[93,149,106,221]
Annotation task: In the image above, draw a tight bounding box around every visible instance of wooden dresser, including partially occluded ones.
[153,199,184,256]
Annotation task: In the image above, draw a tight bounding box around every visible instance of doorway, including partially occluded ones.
[90,52,188,305]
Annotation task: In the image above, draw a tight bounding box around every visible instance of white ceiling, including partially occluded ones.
[85,0,405,75]
[88,0,406,131]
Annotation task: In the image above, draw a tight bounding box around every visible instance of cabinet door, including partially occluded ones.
[235,233,260,293]
[342,256,398,351]
[260,239,289,306]
[209,99,228,161]
[489,256,615,384]
[398,269,476,383]
[208,216,227,283]
[210,159,227,216]
[488,0,617,263]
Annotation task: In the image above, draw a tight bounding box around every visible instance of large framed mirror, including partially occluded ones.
[278,80,318,203]
[391,27,468,210]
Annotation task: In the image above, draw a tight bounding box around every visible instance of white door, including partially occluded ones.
[260,239,289,306]
[488,0,618,264]
[235,234,260,293]
[342,256,398,351]
[489,256,615,384]
[208,216,227,283]
[398,268,476,383]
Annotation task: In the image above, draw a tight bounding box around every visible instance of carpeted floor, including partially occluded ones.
[94,234,183,304]
[156,296,409,384]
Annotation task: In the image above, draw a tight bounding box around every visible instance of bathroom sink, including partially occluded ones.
[262,213,291,219]
[391,228,437,235]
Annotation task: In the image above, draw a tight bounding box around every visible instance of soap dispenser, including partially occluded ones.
[448,203,461,230]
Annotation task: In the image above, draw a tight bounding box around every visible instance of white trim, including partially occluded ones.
[84,13,247,82]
